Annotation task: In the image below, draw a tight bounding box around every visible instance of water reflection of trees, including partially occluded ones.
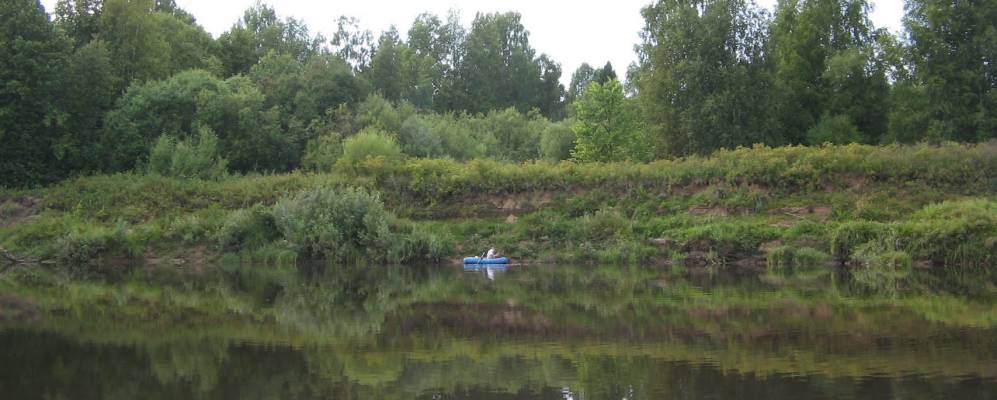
[1,263,995,399]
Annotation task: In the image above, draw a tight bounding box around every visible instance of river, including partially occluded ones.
[0,262,994,399]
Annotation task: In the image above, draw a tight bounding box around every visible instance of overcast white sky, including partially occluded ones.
[41,0,905,85]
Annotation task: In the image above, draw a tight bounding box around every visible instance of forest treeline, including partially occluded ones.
[1,0,993,186]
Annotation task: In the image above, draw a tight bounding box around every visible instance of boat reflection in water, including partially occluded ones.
[463,263,509,280]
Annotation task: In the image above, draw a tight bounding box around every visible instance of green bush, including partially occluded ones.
[354,93,415,134]
[570,208,633,242]
[902,199,997,265]
[104,70,292,172]
[806,114,860,145]
[302,132,344,172]
[216,205,280,251]
[539,121,576,161]
[147,128,227,179]
[830,221,890,261]
[767,245,830,268]
[337,128,403,170]
[399,116,444,158]
[677,222,781,257]
[272,187,393,261]
[854,245,913,269]
[161,214,215,245]
[390,221,453,262]
[53,222,131,269]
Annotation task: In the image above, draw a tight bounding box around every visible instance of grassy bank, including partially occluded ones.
[1,142,995,268]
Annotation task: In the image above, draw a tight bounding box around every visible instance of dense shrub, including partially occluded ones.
[390,220,453,262]
[830,221,891,261]
[147,128,228,179]
[902,199,997,265]
[570,208,633,242]
[216,205,280,250]
[767,245,830,268]
[302,132,344,172]
[807,115,860,145]
[53,222,132,270]
[272,187,393,261]
[102,70,293,172]
[337,128,403,170]
[539,121,576,161]
[467,108,544,162]
[354,94,416,134]
[399,116,444,157]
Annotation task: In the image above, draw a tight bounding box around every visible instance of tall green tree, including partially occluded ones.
[0,0,71,186]
[905,0,996,142]
[593,61,617,84]
[567,62,617,105]
[368,27,406,102]
[403,12,460,109]
[330,15,375,73]
[566,63,596,104]
[637,0,775,156]
[457,12,564,118]
[53,0,102,48]
[571,80,645,162]
[426,11,468,113]
[98,0,219,89]
[218,2,320,76]
[55,40,118,173]
[770,0,888,144]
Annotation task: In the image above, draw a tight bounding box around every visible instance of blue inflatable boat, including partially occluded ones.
[463,256,510,264]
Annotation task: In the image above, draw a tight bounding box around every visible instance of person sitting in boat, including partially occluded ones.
[485,247,499,259]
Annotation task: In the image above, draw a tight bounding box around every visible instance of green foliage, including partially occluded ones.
[54,0,103,48]
[271,187,393,260]
[901,199,997,265]
[469,108,544,162]
[767,246,830,268]
[854,245,913,270]
[215,204,280,251]
[368,27,406,101]
[99,0,220,88]
[389,220,453,262]
[102,70,291,172]
[571,80,645,162]
[355,93,416,134]
[457,12,564,118]
[829,199,997,266]
[807,115,861,145]
[0,0,72,186]
[147,128,228,180]
[53,221,132,270]
[905,0,996,142]
[249,52,364,125]
[2,0,994,188]
[539,121,576,161]
[571,209,633,242]
[769,0,885,145]
[338,128,404,170]
[830,221,890,261]
[398,116,444,157]
[217,2,320,76]
[637,0,774,156]
[302,132,344,172]
[677,221,781,258]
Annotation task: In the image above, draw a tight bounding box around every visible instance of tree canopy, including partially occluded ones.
[0,0,992,186]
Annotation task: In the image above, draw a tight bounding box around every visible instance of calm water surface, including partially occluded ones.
[1,262,995,399]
